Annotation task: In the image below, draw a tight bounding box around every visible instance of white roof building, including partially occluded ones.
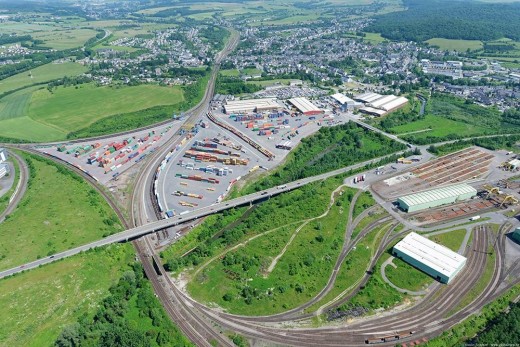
[223,98,280,114]
[331,93,355,105]
[393,232,467,284]
[288,97,322,115]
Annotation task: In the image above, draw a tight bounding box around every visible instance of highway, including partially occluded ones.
[0,151,28,223]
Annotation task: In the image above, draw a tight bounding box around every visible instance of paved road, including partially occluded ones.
[0,151,28,223]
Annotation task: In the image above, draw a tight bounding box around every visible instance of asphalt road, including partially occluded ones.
[0,150,28,223]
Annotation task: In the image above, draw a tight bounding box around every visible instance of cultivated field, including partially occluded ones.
[426,38,484,51]
[0,62,87,96]
[0,84,184,142]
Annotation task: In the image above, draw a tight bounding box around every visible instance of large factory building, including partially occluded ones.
[288,97,322,116]
[397,183,477,213]
[223,98,280,114]
[512,227,520,244]
[393,232,467,284]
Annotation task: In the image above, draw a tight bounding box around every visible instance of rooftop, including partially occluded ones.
[288,97,321,113]
[393,232,467,279]
[399,183,477,207]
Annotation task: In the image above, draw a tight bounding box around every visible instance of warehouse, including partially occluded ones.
[0,148,7,163]
[359,106,386,117]
[392,232,467,284]
[379,96,408,112]
[288,97,322,116]
[331,93,362,110]
[512,227,520,244]
[0,163,8,180]
[396,183,477,213]
[368,95,398,108]
[354,92,383,103]
[223,98,280,114]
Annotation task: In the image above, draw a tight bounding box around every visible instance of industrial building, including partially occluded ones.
[396,183,478,213]
[288,97,322,116]
[355,92,408,117]
[393,232,467,284]
[0,163,8,180]
[331,93,362,111]
[223,98,280,114]
[512,227,520,244]
[0,148,7,163]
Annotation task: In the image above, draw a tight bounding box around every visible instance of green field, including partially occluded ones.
[363,32,387,44]
[31,28,98,50]
[220,69,240,77]
[391,114,488,140]
[246,78,293,87]
[385,257,433,292]
[426,38,484,51]
[0,151,123,271]
[0,62,87,96]
[0,244,134,347]
[185,178,353,315]
[429,229,468,252]
[0,83,185,141]
[27,83,184,134]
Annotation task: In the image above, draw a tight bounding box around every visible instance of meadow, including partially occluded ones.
[426,38,484,51]
[0,151,123,271]
[0,244,134,347]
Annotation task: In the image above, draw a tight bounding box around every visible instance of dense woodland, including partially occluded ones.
[54,263,194,347]
[471,301,520,344]
[366,0,520,42]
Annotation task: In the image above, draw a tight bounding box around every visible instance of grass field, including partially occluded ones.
[429,229,468,252]
[0,244,134,347]
[30,28,98,50]
[186,179,353,315]
[240,68,262,76]
[426,38,484,51]
[28,84,183,134]
[0,62,87,96]
[220,69,240,77]
[0,83,184,141]
[0,151,123,271]
[363,32,387,44]
[385,257,433,292]
[391,114,488,140]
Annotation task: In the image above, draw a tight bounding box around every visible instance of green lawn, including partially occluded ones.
[363,32,387,44]
[240,68,262,76]
[245,79,292,87]
[0,62,87,95]
[391,114,488,139]
[0,151,123,271]
[385,257,434,292]
[0,244,134,347]
[429,229,468,252]
[426,38,484,51]
[220,69,240,77]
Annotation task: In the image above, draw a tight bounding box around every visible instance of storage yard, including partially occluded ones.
[371,147,520,225]
[34,122,181,184]
[155,123,273,217]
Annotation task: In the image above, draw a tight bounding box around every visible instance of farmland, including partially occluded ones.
[0,244,134,347]
[426,38,484,51]
[0,62,87,96]
[0,151,123,271]
[0,84,184,142]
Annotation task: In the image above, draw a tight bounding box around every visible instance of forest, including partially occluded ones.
[471,301,520,345]
[366,0,520,42]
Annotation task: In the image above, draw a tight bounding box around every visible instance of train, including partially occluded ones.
[365,330,416,344]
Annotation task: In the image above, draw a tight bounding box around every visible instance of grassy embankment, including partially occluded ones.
[0,151,123,271]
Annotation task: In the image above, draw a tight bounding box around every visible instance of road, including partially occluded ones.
[0,151,28,224]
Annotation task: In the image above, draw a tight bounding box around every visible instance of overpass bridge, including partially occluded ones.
[0,149,408,279]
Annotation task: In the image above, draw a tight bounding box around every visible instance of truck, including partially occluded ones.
[470,215,481,221]
[277,184,287,189]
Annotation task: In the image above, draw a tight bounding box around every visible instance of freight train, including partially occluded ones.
[365,330,416,344]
